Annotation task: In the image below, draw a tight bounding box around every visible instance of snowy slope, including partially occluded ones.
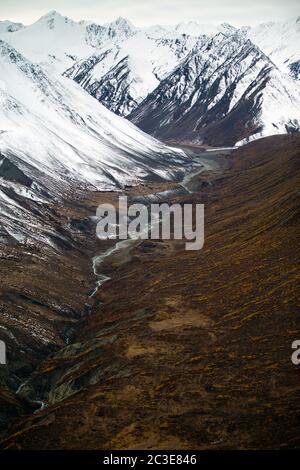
[0,11,299,145]
[0,11,136,74]
[0,40,188,245]
[64,30,199,116]
[64,48,160,117]
[0,20,24,34]
[129,32,300,146]
[174,21,236,37]
[0,11,223,116]
[242,17,300,79]
[2,10,298,117]
[62,15,300,117]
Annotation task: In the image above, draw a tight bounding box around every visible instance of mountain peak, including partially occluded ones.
[107,16,136,32]
[36,10,76,26]
[0,20,24,33]
[39,10,61,20]
[104,17,137,40]
[219,22,236,33]
[115,17,134,26]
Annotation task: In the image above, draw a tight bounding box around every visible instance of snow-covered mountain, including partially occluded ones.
[0,11,299,147]
[174,21,236,37]
[0,11,137,74]
[0,12,243,120]
[63,22,240,117]
[0,40,188,246]
[173,18,300,80]
[0,20,24,34]
[1,11,299,117]
[64,31,199,116]
[242,17,300,79]
[129,32,300,146]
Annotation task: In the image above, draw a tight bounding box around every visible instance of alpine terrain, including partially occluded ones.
[1,11,299,146]
[129,31,300,146]
[0,6,299,453]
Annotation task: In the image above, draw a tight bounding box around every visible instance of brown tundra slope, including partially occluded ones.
[2,134,300,450]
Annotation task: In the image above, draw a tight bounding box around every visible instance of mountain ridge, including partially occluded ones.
[1,11,299,146]
[0,39,189,248]
[128,31,300,146]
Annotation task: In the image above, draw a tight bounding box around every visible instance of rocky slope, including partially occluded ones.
[243,17,300,79]
[63,30,199,116]
[1,135,299,449]
[1,11,299,142]
[0,39,189,245]
[129,32,300,146]
[0,37,189,427]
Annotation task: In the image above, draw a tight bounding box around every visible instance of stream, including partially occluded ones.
[90,148,223,298]
[15,147,226,413]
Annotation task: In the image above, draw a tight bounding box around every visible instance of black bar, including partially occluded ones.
[0,450,299,467]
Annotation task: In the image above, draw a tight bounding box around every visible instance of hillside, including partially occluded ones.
[0,39,189,247]
[2,135,299,449]
[129,32,300,146]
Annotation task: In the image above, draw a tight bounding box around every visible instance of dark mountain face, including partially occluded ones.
[66,49,114,86]
[289,60,300,80]
[128,33,299,146]
[64,34,202,117]
[0,155,32,187]
[64,49,139,116]
[64,50,138,116]
[85,56,138,116]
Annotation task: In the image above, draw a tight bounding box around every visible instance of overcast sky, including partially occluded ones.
[1,0,299,26]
